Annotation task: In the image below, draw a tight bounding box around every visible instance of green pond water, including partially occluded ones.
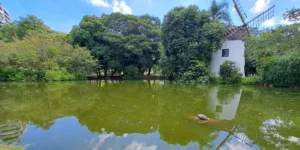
[0,81,300,150]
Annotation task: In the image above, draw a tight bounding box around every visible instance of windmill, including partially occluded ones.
[225,0,275,39]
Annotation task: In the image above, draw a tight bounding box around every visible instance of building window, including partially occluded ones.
[222,49,229,57]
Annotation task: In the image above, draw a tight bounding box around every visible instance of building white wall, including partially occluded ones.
[210,40,245,76]
[0,4,12,24]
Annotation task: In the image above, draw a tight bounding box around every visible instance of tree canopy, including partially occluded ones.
[161,5,225,82]
[0,15,52,42]
[0,15,98,81]
[245,24,300,86]
[69,13,162,78]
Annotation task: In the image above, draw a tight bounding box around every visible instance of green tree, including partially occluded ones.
[0,32,98,81]
[0,23,18,42]
[69,13,161,79]
[245,24,300,86]
[161,5,225,81]
[0,15,51,42]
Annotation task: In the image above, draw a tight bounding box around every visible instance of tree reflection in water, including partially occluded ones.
[0,81,299,149]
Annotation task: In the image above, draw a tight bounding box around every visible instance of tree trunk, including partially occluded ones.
[97,69,101,79]
[104,69,107,77]
[148,67,151,76]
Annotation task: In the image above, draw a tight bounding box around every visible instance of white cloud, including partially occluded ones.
[262,18,276,27]
[125,141,157,150]
[112,0,133,14]
[86,0,133,14]
[250,0,271,14]
[86,0,110,7]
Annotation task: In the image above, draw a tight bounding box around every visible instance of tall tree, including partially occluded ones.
[161,5,225,82]
[0,15,51,42]
[69,13,161,78]
[209,0,231,25]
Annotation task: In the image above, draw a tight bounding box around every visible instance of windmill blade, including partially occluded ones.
[233,0,247,25]
[246,5,275,29]
[225,5,275,39]
[232,0,250,34]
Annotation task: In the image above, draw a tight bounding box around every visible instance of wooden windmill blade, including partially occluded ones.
[225,0,275,39]
[246,5,275,30]
[232,0,248,32]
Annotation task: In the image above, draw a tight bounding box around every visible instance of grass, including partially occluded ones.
[242,76,260,85]
[0,145,24,150]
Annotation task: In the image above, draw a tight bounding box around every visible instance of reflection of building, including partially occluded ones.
[0,121,27,145]
[208,87,242,120]
[0,3,12,24]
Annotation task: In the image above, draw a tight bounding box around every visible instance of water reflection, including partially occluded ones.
[0,81,299,149]
[208,86,242,120]
[0,121,27,145]
[260,118,300,148]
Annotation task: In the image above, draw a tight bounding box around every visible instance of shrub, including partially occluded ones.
[123,66,142,80]
[262,55,300,86]
[219,61,242,84]
[242,76,260,85]
[0,68,24,81]
[45,70,76,81]
[180,61,210,84]
[209,75,222,84]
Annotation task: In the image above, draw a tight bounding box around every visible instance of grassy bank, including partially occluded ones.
[0,145,23,150]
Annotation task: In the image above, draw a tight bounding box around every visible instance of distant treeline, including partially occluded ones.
[0,0,299,87]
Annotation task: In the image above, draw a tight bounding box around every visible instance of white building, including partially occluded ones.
[0,3,12,24]
[210,29,246,76]
[210,40,245,76]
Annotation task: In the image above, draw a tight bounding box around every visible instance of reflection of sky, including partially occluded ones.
[16,116,265,150]
[89,131,199,150]
[206,131,259,150]
[260,118,300,148]
[19,117,199,150]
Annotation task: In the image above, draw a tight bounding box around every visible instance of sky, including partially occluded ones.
[1,0,299,33]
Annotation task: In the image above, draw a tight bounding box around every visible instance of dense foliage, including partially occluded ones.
[219,61,242,83]
[0,15,98,81]
[0,15,52,42]
[69,13,161,79]
[245,24,300,86]
[262,55,300,86]
[161,5,225,82]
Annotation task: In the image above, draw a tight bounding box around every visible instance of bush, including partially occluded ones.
[0,68,24,81]
[45,70,76,81]
[180,61,210,84]
[0,68,46,81]
[242,76,260,85]
[219,61,242,84]
[123,66,142,80]
[262,55,300,86]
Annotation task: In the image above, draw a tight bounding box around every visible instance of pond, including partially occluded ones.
[0,81,300,150]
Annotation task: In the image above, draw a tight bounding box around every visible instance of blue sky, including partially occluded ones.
[1,0,299,33]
